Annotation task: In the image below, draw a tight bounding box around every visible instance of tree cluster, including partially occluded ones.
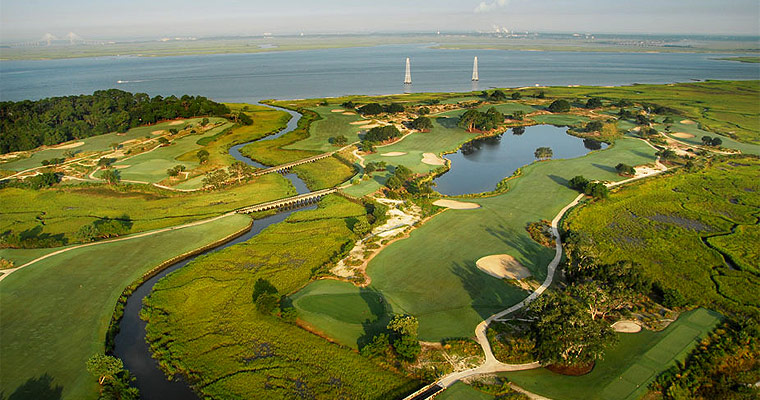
[585,98,603,109]
[458,107,504,132]
[568,175,609,199]
[0,89,230,154]
[166,164,186,178]
[363,125,401,144]
[78,216,133,242]
[534,146,553,160]
[615,163,636,176]
[360,314,421,362]
[547,99,571,113]
[357,102,405,116]
[701,136,723,147]
[411,116,432,132]
[86,354,140,400]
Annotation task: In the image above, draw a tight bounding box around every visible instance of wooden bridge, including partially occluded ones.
[253,152,334,176]
[236,188,338,214]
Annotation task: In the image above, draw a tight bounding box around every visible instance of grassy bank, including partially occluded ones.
[142,195,420,399]
[0,214,252,400]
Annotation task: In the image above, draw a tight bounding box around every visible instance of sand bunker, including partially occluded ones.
[342,112,355,116]
[381,152,407,157]
[112,165,131,169]
[476,254,531,280]
[350,120,370,125]
[612,320,642,333]
[331,109,344,113]
[169,120,185,125]
[360,123,381,129]
[680,119,696,125]
[151,130,166,135]
[54,141,84,149]
[433,199,480,210]
[671,132,695,139]
[421,153,445,166]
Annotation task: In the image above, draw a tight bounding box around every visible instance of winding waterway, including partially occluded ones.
[433,125,608,196]
[113,106,312,399]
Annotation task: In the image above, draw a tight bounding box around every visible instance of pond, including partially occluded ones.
[433,125,608,196]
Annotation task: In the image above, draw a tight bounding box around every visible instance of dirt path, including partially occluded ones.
[0,212,238,284]
[405,159,670,399]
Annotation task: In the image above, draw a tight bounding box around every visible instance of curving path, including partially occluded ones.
[405,159,669,400]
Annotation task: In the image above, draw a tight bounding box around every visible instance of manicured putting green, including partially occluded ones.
[506,308,721,400]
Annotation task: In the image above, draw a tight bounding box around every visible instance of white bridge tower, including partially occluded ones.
[472,56,479,81]
[404,57,412,84]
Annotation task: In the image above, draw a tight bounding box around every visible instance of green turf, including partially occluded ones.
[0,118,212,172]
[707,225,760,273]
[141,195,419,399]
[0,247,57,266]
[116,122,233,186]
[0,214,252,400]
[436,381,495,400]
[530,113,590,126]
[505,308,721,400]
[294,138,659,342]
[285,106,364,152]
[657,119,760,155]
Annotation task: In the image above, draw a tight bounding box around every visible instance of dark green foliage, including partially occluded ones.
[237,112,253,125]
[393,334,421,361]
[332,135,348,146]
[616,99,634,107]
[98,157,116,167]
[583,138,602,150]
[534,146,553,160]
[488,90,508,101]
[510,111,525,120]
[252,278,278,301]
[386,103,405,113]
[393,165,413,181]
[357,103,384,115]
[547,99,571,113]
[511,91,522,100]
[201,117,209,125]
[537,91,546,99]
[196,149,209,164]
[585,120,604,132]
[526,220,555,248]
[341,100,355,109]
[98,371,140,400]
[618,108,636,119]
[528,290,617,366]
[0,89,230,154]
[663,116,674,123]
[202,169,228,189]
[157,137,169,145]
[41,157,65,166]
[417,106,430,115]
[636,114,652,125]
[585,98,603,109]
[359,333,391,358]
[27,172,62,189]
[584,182,609,199]
[0,225,67,249]
[702,136,723,146]
[568,175,590,191]
[363,161,386,174]
[101,169,121,185]
[387,315,421,361]
[652,319,760,400]
[512,126,525,135]
[252,278,280,314]
[166,164,186,177]
[385,175,402,190]
[658,149,678,160]
[615,163,636,176]
[363,125,401,143]
[411,116,433,131]
[458,107,504,131]
[661,287,688,308]
[711,137,722,146]
[78,216,133,242]
[352,219,370,236]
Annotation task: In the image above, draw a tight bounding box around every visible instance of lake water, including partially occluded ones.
[1,45,758,103]
[434,125,607,195]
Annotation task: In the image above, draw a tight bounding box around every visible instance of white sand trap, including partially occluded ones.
[476,254,531,280]
[360,123,381,129]
[151,130,166,135]
[331,109,344,113]
[54,141,85,149]
[433,199,480,209]
[612,320,642,333]
[350,120,370,125]
[112,165,131,169]
[680,119,696,125]
[381,152,407,157]
[671,132,695,139]
[421,152,445,166]
[169,120,185,125]
[342,112,355,116]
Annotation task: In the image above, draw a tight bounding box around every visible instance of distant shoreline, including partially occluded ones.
[1,34,758,61]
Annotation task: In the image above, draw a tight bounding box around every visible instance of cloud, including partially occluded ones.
[474,0,509,13]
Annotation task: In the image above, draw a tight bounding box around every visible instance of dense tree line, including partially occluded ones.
[0,89,230,153]
[458,107,504,132]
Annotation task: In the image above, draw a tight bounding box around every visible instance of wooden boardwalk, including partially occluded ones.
[236,188,338,214]
[253,152,334,176]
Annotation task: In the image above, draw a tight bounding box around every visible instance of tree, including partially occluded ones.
[584,182,609,199]
[101,169,121,185]
[201,117,209,125]
[527,291,617,367]
[385,175,402,190]
[157,137,169,145]
[27,172,61,189]
[202,169,229,190]
[110,142,121,151]
[196,149,209,164]
[166,164,186,177]
[387,315,421,361]
[252,278,279,314]
[86,354,124,385]
[364,125,401,143]
[387,314,418,336]
[534,147,553,160]
[238,112,253,125]
[583,138,602,150]
[585,121,604,132]
[537,91,546,99]
[547,99,571,113]
[98,157,116,168]
[341,100,355,109]
[658,149,677,160]
[511,91,522,100]
[615,163,636,176]
[168,128,178,135]
[512,126,525,135]
[568,175,589,191]
[228,161,254,183]
[358,103,384,115]
[711,137,722,147]
[585,98,603,109]
[352,219,370,236]
[568,282,635,321]
[386,103,405,113]
[489,90,508,101]
[510,111,525,120]
[332,135,348,146]
[417,106,430,115]
[411,116,433,132]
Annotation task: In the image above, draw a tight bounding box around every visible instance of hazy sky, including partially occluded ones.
[1,0,758,41]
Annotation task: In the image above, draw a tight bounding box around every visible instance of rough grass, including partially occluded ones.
[294,138,659,341]
[292,156,357,190]
[707,225,760,274]
[505,309,721,400]
[0,214,252,400]
[142,195,419,399]
[0,173,294,244]
[285,105,364,152]
[564,157,760,317]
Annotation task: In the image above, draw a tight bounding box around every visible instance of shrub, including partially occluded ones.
[547,100,571,113]
[585,98,603,109]
[411,116,432,132]
[584,182,609,199]
[569,175,590,191]
[386,103,405,113]
[358,103,384,115]
[364,126,400,143]
[585,121,604,132]
[615,163,636,176]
